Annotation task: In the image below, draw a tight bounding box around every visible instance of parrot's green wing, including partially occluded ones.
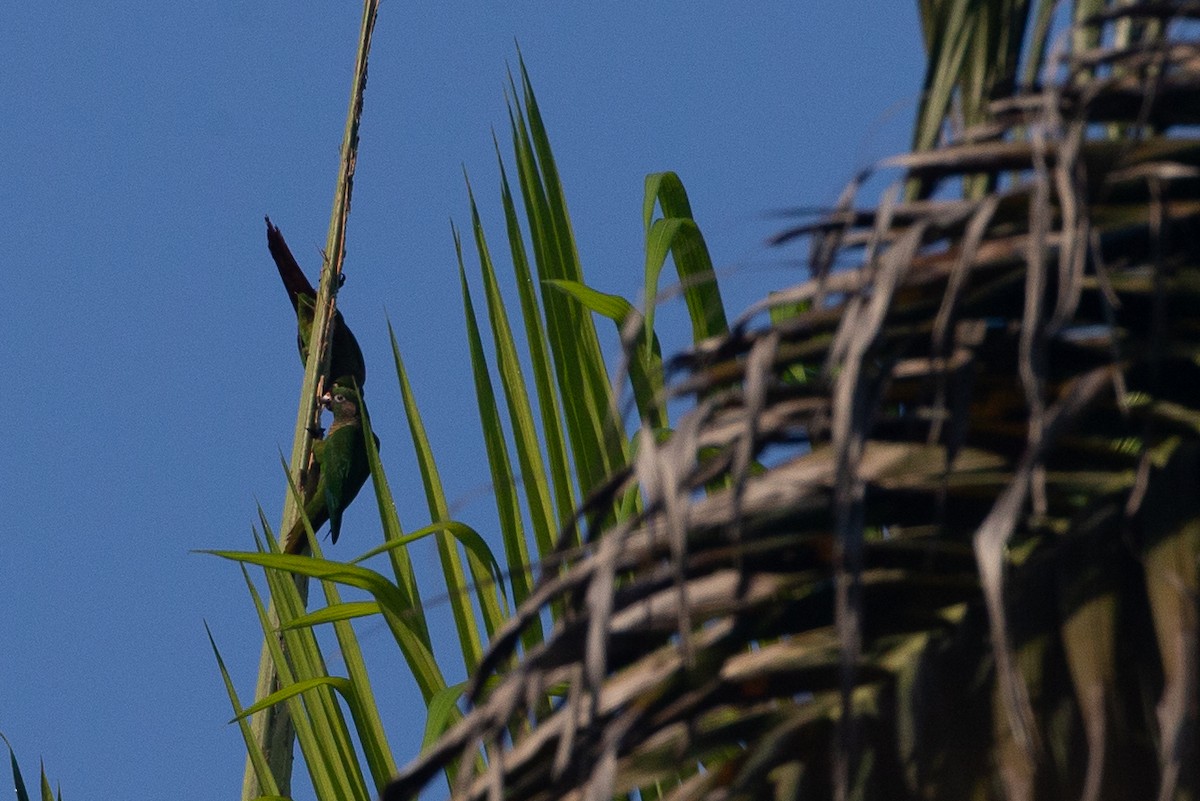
[282,383,376,552]
[287,458,330,553]
[316,422,368,543]
[312,382,374,544]
[296,293,317,364]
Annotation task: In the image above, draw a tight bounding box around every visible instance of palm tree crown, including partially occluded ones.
[388,5,1200,800]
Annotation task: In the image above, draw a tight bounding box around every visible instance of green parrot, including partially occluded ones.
[265,216,367,388]
[284,379,379,553]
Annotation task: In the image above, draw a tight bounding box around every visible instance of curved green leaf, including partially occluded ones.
[206,624,280,798]
[546,278,667,428]
[234,676,355,723]
[643,172,728,345]
[456,231,537,637]
[544,278,635,322]
[282,601,381,630]
[410,521,507,611]
[421,682,468,750]
[389,324,497,668]
[490,142,576,548]
[2,734,31,801]
[359,368,429,641]
[510,59,627,506]
[217,550,445,701]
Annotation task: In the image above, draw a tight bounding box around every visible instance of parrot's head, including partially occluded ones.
[322,378,363,422]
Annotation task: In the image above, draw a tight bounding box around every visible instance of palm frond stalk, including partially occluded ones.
[387,5,1200,800]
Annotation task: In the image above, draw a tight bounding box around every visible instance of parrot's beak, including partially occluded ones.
[319,392,333,408]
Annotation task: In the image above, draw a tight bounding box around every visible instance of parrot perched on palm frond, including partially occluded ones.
[265,216,367,389]
[284,379,377,553]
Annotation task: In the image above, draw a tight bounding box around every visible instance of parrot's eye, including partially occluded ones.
[334,393,347,403]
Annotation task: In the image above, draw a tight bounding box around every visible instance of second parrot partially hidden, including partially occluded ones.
[265,216,367,388]
[284,380,378,553]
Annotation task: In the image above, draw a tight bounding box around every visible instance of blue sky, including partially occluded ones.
[1,4,923,799]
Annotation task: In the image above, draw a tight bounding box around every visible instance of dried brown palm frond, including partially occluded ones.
[387,6,1200,801]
